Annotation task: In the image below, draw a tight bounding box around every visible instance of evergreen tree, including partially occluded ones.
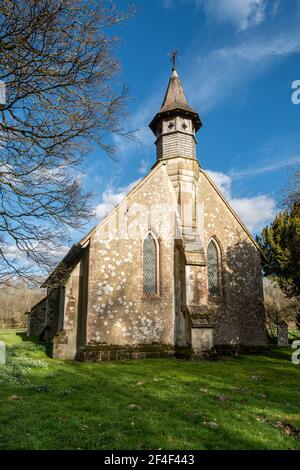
[256,204,300,299]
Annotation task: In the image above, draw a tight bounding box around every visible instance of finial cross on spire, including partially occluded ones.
[169,49,178,71]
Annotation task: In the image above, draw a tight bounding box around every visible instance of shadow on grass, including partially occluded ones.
[16,331,52,357]
[1,333,299,450]
[263,347,293,363]
[16,331,38,343]
[7,355,297,450]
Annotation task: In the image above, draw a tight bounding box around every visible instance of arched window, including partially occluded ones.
[207,239,221,297]
[143,232,158,294]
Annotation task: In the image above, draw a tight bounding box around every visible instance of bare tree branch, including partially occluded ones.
[0,0,134,284]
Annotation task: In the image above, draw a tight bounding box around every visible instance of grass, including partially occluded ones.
[289,329,300,340]
[0,329,299,450]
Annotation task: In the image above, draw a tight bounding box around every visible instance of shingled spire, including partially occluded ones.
[159,69,195,115]
[149,62,202,162]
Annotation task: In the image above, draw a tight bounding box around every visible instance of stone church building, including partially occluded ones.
[27,65,267,360]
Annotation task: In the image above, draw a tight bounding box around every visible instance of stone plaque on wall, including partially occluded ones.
[185,251,206,266]
[191,328,214,352]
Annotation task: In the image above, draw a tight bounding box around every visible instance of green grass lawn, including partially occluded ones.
[0,329,299,450]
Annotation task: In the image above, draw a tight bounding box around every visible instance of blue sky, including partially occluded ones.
[76,0,300,244]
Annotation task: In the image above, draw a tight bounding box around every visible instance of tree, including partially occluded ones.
[263,278,299,340]
[0,0,133,284]
[256,204,300,298]
[0,280,44,327]
[284,169,300,208]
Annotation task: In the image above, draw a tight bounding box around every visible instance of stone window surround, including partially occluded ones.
[141,230,161,299]
[207,236,224,301]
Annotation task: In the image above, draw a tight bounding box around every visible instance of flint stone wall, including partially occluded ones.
[197,171,267,347]
[87,165,177,347]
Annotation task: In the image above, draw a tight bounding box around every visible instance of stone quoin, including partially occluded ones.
[26,61,267,360]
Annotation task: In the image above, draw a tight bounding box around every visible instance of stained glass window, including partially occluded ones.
[207,240,220,297]
[143,233,158,294]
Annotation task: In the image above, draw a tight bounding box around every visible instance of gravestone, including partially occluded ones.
[278,321,289,347]
[0,341,6,365]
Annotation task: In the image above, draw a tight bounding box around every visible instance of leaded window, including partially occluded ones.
[207,240,220,297]
[143,233,158,294]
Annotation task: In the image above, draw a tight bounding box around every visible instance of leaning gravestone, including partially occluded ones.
[278,321,289,347]
[0,341,6,365]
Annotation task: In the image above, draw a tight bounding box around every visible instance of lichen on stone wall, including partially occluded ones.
[86,165,176,347]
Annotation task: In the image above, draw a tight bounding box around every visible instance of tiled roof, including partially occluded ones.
[149,68,202,133]
[160,70,194,114]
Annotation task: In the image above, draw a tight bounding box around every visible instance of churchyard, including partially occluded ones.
[0,329,299,450]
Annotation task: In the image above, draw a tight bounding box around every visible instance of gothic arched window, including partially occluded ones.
[207,239,221,297]
[143,232,158,294]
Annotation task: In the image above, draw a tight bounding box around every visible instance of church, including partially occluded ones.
[26,62,267,360]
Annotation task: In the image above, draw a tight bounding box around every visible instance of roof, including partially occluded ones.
[41,243,87,288]
[149,69,202,133]
[160,70,194,113]
[41,158,266,289]
[41,163,167,288]
[25,296,47,315]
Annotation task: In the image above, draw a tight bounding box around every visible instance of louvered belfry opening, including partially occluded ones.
[207,240,220,297]
[143,233,158,294]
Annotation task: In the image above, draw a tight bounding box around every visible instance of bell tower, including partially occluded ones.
[149,60,202,162]
[149,59,212,355]
[148,60,203,250]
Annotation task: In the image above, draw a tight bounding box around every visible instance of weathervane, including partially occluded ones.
[168,49,178,71]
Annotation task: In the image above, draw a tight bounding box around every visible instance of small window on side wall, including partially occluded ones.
[207,239,221,297]
[143,232,158,295]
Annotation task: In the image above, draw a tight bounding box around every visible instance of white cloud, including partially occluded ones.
[162,0,174,8]
[113,95,159,158]
[230,195,276,232]
[197,0,267,31]
[205,170,231,199]
[162,0,279,30]
[95,170,276,233]
[3,243,69,272]
[206,169,276,232]
[114,24,300,159]
[187,31,300,113]
[0,80,6,104]
[138,158,150,175]
[95,179,141,220]
[229,155,300,179]
[270,0,281,18]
